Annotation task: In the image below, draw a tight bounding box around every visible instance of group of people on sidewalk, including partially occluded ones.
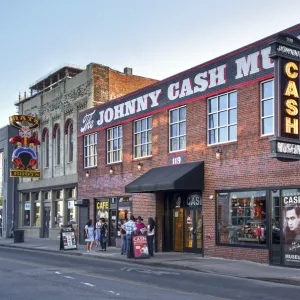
[120,215,155,259]
[84,215,155,258]
[84,218,108,252]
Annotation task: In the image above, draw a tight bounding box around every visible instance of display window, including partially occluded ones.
[54,200,63,227]
[33,202,40,227]
[217,190,267,247]
[117,197,132,233]
[23,201,30,226]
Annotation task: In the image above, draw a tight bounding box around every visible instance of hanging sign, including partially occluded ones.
[9,115,41,178]
[269,33,300,161]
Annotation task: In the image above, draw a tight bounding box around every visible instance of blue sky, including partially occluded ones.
[0,0,300,127]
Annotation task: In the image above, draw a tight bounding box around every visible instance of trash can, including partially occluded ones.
[14,230,24,243]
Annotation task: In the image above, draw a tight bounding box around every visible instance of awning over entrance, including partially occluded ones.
[125,161,204,193]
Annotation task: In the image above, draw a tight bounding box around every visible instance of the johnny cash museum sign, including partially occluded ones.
[269,33,300,161]
[79,27,300,137]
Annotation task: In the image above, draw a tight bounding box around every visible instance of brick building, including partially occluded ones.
[15,64,156,239]
[78,23,300,267]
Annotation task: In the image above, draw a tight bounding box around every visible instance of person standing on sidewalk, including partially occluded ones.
[147,217,155,257]
[120,219,127,255]
[85,219,95,253]
[100,218,108,251]
[122,215,137,258]
[95,218,101,248]
[135,216,146,235]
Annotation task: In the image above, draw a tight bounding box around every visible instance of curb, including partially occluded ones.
[1,243,300,286]
[0,243,204,273]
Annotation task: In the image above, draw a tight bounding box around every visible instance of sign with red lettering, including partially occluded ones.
[132,235,149,258]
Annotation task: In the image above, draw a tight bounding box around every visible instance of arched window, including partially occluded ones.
[65,119,73,163]
[53,124,60,165]
[42,128,49,168]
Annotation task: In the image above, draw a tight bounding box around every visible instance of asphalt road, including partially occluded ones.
[0,247,299,300]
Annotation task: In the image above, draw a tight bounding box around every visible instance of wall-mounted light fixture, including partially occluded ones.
[137,162,142,170]
[86,170,90,178]
[209,195,214,200]
[109,166,113,175]
[216,149,222,160]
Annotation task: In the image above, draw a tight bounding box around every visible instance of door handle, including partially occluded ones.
[193,229,197,235]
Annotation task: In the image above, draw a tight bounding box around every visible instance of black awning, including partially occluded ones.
[125,161,204,193]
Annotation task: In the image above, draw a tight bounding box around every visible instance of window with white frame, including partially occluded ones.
[84,133,98,168]
[261,80,274,135]
[43,129,49,168]
[134,116,152,158]
[53,125,61,166]
[107,126,123,163]
[169,106,186,152]
[208,91,237,145]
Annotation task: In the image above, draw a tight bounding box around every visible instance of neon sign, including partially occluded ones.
[9,115,41,178]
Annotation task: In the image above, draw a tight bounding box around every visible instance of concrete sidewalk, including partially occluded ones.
[0,237,299,283]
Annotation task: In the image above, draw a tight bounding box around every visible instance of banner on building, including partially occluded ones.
[9,115,41,178]
[282,194,300,266]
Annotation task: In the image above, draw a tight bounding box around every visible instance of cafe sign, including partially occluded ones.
[269,33,300,161]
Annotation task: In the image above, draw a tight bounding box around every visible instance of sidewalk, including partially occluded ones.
[0,237,299,284]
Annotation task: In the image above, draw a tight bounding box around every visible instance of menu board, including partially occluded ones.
[61,230,77,250]
[132,235,149,258]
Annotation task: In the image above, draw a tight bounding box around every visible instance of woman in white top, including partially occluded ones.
[147,217,155,257]
[85,219,95,252]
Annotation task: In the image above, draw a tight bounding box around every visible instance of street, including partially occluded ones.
[0,248,299,300]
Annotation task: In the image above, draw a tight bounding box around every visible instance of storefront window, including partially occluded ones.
[54,201,63,227]
[67,200,74,223]
[217,190,267,247]
[118,197,132,234]
[23,201,30,226]
[33,202,40,227]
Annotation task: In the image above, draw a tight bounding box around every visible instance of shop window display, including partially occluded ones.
[33,202,40,227]
[54,201,63,227]
[217,191,267,247]
[23,201,30,226]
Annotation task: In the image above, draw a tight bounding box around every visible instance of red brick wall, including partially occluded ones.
[78,77,300,263]
[109,70,157,101]
[92,64,158,105]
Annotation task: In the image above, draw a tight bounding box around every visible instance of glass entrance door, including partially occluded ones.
[184,209,202,253]
[173,208,183,251]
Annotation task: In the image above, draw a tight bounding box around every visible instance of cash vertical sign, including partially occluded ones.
[269,33,300,160]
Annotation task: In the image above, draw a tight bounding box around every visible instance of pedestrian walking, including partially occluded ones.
[121,215,137,258]
[100,218,108,251]
[147,217,155,257]
[85,219,95,253]
[120,219,127,255]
